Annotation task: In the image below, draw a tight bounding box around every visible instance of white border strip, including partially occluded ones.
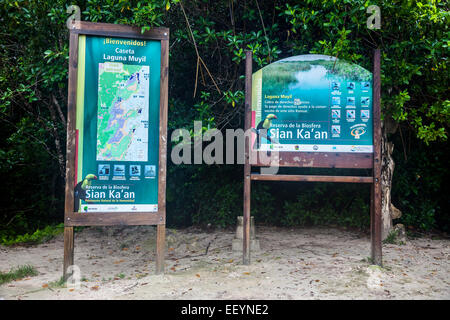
[259,144,373,153]
[81,204,158,212]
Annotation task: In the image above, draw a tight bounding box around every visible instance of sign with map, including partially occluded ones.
[74,35,161,213]
[251,54,373,153]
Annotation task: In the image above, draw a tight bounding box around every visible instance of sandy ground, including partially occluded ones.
[0,225,449,300]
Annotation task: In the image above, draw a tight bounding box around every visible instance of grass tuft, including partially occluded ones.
[0,265,38,285]
[48,276,66,288]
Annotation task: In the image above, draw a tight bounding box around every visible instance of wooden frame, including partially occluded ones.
[243,50,382,266]
[250,152,373,168]
[63,21,169,279]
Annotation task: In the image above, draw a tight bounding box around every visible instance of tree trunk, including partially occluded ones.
[380,118,402,240]
[48,95,66,179]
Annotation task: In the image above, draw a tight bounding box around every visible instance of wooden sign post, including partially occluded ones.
[63,21,169,279]
[243,50,382,266]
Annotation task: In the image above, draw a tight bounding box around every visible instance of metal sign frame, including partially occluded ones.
[243,50,382,266]
[63,21,169,278]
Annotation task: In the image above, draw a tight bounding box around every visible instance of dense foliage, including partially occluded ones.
[0,0,448,243]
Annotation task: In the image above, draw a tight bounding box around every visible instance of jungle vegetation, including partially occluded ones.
[0,0,448,243]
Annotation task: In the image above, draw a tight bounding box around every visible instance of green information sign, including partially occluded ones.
[74,35,161,213]
[252,54,373,153]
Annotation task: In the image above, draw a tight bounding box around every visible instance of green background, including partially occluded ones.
[79,35,161,209]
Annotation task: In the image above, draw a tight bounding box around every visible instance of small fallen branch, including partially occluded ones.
[123,282,139,292]
[179,1,221,97]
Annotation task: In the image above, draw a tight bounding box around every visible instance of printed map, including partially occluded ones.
[96,62,150,161]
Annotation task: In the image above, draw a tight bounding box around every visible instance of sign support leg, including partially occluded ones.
[243,50,253,265]
[63,30,78,282]
[371,48,382,266]
[371,183,382,265]
[156,224,165,274]
[243,171,251,265]
[63,226,74,280]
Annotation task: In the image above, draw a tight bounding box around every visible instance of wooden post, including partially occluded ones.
[63,31,79,280]
[155,36,169,274]
[243,51,252,265]
[156,224,166,274]
[63,227,74,280]
[371,48,382,266]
